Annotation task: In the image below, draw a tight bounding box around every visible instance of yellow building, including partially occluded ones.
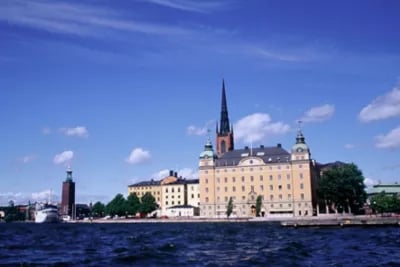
[198,82,319,218]
[128,170,200,216]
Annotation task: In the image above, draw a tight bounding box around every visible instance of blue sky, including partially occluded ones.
[1,0,400,205]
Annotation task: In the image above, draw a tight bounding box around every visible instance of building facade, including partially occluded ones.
[61,167,75,218]
[128,170,200,216]
[198,82,319,218]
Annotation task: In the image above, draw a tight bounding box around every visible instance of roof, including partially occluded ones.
[163,178,199,186]
[318,161,349,171]
[128,179,160,187]
[367,183,400,195]
[215,145,290,167]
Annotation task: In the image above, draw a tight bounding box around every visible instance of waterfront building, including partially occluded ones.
[367,183,400,197]
[128,170,200,216]
[198,81,319,218]
[61,167,75,218]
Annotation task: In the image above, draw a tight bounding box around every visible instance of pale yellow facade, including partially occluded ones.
[128,182,162,204]
[199,133,318,218]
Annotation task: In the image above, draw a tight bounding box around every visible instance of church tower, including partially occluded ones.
[61,167,75,218]
[216,79,234,157]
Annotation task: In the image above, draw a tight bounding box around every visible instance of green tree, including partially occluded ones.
[140,192,157,215]
[255,195,263,217]
[126,193,141,216]
[91,201,105,218]
[226,197,233,218]
[317,163,367,214]
[106,194,126,217]
[370,192,400,214]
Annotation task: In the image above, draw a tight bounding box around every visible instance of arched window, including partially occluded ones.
[221,140,226,153]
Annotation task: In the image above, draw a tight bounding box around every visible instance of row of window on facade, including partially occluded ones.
[215,202,309,210]
[203,164,305,174]
[205,183,305,193]
[204,193,306,203]
[204,173,304,184]
[134,191,160,196]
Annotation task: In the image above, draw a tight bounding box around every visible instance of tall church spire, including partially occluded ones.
[219,79,230,135]
[216,79,234,156]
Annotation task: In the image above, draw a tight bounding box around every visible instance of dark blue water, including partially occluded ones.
[0,222,399,266]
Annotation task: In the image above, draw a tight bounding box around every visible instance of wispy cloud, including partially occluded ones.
[18,155,36,164]
[344,144,355,149]
[364,177,379,187]
[359,86,400,122]
[143,0,230,13]
[375,126,400,149]
[234,113,290,144]
[60,126,89,138]
[187,120,214,136]
[126,148,151,165]
[0,0,192,37]
[53,150,74,165]
[300,104,335,123]
[42,127,51,135]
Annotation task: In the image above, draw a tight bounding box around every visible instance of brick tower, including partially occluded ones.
[61,167,75,218]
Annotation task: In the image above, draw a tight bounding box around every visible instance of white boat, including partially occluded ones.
[35,203,59,223]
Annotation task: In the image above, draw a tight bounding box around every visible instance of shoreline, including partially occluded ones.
[65,214,400,227]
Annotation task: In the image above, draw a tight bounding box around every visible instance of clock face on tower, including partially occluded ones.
[297,147,303,153]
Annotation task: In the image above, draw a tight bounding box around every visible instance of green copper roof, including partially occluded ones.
[367,184,400,195]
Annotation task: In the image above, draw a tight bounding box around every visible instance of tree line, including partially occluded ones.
[92,192,158,218]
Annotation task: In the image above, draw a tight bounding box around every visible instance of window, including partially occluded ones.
[242,186,245,192]
[287,184,291,190]
[250,176,254,182]
[260,175,263,181]
[172,188,175,193]
[205,179,208,184]
[260,185,264,191]
[279,194,282,200]
[270,185,273,191]
[251,185,254,191]
[178,188,181,192]
[217,177,220,183]
[225,196,228,202]
[178,201,181,204]
[242,196,246,200]
[166,201,168,205]
[288,194,292,200]
[278,185,282,190]
[166,188,168,193]
[279,204,283,208]
[217,187,220,192]
[172,195,175,199]
[232,177,236,182]
[191,194,194,198]
[250,168,253,171]
[224,177,228,183]
[269,175,273,181]
[166,195,169,199]
[287,174,290,180]
[233,186,236,192]
[300,183,304,190]
[241,176,245,182]
[172,201,175,205]
[301,193,304,200]
[205,187,209,193]
[224,187,228,192]
[270,195,273,201]
[278,174,281,180]
[299,164,303,168]
[224,169,227,172]
[300,173,304,179]
[206,197,209,203]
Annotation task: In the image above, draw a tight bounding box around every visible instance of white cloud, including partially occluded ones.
[375,126,400,149]
[0,0,192,38]
[126,148,151,165]
[143,0,228,13]
[364,178,379,187]
[344,144,355,149]
[234,113,290,144]
[60,126,89,138]
[359,86,400,122]
[18,155,36,163]
[42,127,51,135]
[151,168,198,179]
[0,190,59,205]
[300,104,335,123]
[53,150,74,165]
[187,125,208,136]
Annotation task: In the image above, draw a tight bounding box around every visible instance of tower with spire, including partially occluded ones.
[216,79,234,156]
[61,167,76,219]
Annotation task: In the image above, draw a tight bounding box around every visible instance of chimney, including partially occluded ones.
[244,146,249,150]
[174,172,178,177]
[260,145,264,149]
[169,170,173,177]
[277,143,282,148]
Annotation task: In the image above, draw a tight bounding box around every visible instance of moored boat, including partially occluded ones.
[35,203,59,223]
